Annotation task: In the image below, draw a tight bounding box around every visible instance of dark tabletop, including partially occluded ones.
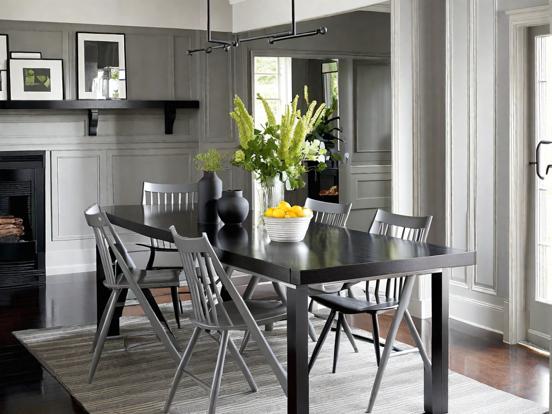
[105,205,476,286]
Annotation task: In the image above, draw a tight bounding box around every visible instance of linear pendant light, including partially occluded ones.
[188,0,328,55]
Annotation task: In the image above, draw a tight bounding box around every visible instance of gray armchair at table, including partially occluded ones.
[85,204,182,383]
[165,226,287,414]
[308,209,432,381]
[137,181,198,328]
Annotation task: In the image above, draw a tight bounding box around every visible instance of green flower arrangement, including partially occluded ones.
[194,148,225,172]
[230,87,328,190]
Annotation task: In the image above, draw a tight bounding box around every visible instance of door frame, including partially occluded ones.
[507,5,549,345]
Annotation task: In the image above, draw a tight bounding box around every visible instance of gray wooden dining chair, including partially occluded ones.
[165,227,287,414]
[308,209,432,380]
[304,198,358,352]
[139,181,198,328]
[84,204,182,383]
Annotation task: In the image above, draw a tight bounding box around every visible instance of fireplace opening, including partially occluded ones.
[0,152,45,288]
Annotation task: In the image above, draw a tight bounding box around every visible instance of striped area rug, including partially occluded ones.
[13,304,546,414]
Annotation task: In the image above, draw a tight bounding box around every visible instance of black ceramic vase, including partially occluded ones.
[198,171,222,224]
[216,190,249,224]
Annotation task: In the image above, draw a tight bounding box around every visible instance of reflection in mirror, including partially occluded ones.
[252,56,342,207]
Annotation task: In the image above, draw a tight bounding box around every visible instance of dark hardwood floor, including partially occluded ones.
[0,273,548,413]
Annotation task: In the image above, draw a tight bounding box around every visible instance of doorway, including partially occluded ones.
[527,26,552,350]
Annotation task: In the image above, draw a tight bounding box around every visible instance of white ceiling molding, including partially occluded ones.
[359,2,391,14]
[231,0,388,33]
[0,0,233,32]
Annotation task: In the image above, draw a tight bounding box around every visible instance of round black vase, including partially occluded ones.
[216,190,249,224]
[198,171,222,224]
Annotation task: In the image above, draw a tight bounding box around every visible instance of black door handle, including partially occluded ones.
[529,140,552,180]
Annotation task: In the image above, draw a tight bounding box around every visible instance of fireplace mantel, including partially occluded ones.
[0,100,200,136]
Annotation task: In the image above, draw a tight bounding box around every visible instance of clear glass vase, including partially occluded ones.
[255,175,285,219]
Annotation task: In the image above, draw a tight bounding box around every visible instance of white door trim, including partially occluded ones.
[506,5,549,345]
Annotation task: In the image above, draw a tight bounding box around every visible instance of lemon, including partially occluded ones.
[264,208,274,217]
[291,205,304,217]
[278,201,292,211]
[272,208,285,218]
[285,211,297,218]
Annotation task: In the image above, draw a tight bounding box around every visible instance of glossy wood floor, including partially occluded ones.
[0,273,549,413]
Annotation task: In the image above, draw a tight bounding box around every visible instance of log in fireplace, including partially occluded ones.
[0,152,45,288]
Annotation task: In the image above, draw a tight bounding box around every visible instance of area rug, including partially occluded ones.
[13,304,546,414]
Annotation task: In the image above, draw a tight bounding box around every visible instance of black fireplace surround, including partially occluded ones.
[0,151,45,288]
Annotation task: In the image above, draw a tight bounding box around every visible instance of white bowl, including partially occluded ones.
[264,215,312,242]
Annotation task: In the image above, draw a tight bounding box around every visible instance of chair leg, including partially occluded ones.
[308,298,314,312]
[308,320,318,342]
[142,288,172,332]
[242,276,260,300]
[226,335,258,392]
[371,313,381,366]
[366,276,415,413]
[404,310,431,370]
[146,246,156,270]
[208,330,229,414]
[341,316,359,353]
[170,287,181,329]
[88,289,121,383]
[308,309,336,373]
[332,313,343,374]
[164,327,202,413]
[91,289,118,353]
[239,330,250,354]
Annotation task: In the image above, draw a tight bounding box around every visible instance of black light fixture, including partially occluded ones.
[188,0,328,55]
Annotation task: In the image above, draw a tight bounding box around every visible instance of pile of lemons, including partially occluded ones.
[264,201,313,219]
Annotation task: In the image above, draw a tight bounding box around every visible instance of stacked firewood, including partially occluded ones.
[0,216,24,241]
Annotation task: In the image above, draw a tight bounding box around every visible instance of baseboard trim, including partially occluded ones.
[450,294,504,335]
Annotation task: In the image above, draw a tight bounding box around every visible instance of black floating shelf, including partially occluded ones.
[0,100,200,136]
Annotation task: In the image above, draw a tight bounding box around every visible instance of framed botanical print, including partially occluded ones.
[0,71,7,100]
[9,58,64,100]
[76,32,126,100]
[0,34,8,71]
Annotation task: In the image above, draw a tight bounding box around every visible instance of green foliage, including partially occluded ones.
[194,148,225,172]
[306,97,342,157]
[229,87,328,190]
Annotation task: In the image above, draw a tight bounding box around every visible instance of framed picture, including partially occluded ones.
[0,71,7,100]
[76,32,126,100]
[8,58,64,100]
[10,51,42,59]
[0,34,8,70]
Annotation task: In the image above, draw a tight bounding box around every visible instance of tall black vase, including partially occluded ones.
[198,171,222,224]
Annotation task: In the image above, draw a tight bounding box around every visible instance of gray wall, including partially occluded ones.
[0,19,245,274]
[447,0,549,334]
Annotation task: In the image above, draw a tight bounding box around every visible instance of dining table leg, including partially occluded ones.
[287,285,310,413]
[424,271,449,413]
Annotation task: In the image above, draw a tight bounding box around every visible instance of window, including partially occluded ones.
[253,56,292,127]
[322,60,339,106]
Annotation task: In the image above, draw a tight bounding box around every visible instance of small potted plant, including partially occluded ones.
[195,148,223,224]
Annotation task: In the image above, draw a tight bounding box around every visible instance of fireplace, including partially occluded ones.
[0,152,45,288]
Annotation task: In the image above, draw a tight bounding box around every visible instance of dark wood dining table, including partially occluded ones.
[99,204,476,414]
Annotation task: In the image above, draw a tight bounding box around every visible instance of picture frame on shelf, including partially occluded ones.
[76,32,127,100]
[0,71,7,100]
[0,34,8,71]
[10,51,42,59]
[8,58,64,101]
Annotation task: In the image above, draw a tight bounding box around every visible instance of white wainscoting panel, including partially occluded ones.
[51,150,104,241]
